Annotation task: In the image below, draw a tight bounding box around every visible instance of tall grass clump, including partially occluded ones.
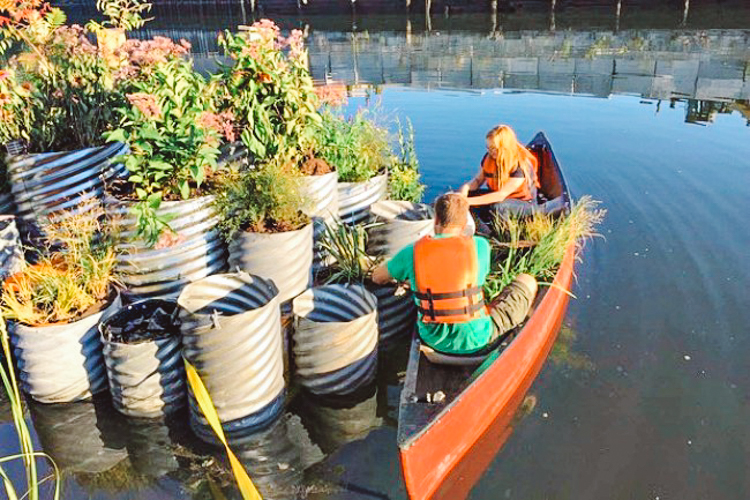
[318,222,378,284]
[388,119,425,203]
[1,210,119,326]
[484,196,605,299]
[0,319,61,500]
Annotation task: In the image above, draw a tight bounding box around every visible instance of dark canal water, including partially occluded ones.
[2,1,750,499]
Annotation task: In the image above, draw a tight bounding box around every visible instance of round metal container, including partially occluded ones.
[368,200,434,259]
[0,191,15,214]
[300,171,340,275]
[100,299,186,418]
[8,142,128,243]
[178,273,286,444]
[9,293,121,403]
[337,173,388,225]
[228,223,313,304]
[368,283,417,343]
[292,284,378,396]
[108,195,228,300]
[0,215,24,281]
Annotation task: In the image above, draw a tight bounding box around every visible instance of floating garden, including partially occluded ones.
[0,1,603,498]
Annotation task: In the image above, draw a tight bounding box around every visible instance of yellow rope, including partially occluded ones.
[184,360,263,500]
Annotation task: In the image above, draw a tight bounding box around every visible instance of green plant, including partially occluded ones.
[214,155,308,238]
[388,119,425,202]
[318,222,379,284]
[87,0,152,32]
[484,197,605,300]
[214,19,320,160]
[0,208,119,325]
[0,23,124,152]
[314,108,392,183]
[106,58,222,245]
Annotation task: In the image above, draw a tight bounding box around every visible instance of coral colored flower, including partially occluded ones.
[314,83,348,107]
[256,72,272,84]
[197,110,236,142]
[0,69,10,81]
[127,92,162,119]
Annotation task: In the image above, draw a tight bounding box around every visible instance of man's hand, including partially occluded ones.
[372,263,394,285]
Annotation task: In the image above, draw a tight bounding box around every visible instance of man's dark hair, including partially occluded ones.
[434,193,468,228]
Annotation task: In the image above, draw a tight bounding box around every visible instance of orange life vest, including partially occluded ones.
[480,153,540,201]
[413,235,486,324]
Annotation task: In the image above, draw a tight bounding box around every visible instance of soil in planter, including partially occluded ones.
[103,301,179,345]
[299,157,333,176]
[106,177,218,202]
[241,211,310,234]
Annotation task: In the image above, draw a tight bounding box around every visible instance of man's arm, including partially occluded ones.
[372,262,394,285]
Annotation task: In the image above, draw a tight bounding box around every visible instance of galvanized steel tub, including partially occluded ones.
[100,299,186,418]
[337,173,388,225]
[0,215,24,280]
[368,283,417,343]
[108,195,228,300]
[292,284,378,396]
[0,191,14,214]
[29,397,128,474]
[228,223,313,304]
[300,171,339,274]
[8,142,128,242]
[178,273,286,445]
[368,200,434,259]
[9,293,121,403]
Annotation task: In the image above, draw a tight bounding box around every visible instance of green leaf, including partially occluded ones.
[178,180,190,199]
[147,193,162,210]
[106,129,128,143]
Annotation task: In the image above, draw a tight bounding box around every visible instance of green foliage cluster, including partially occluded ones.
[388,119,425,203]
[314,108,392,183]
[484,196,605,300]
[0,19,124,152]
[106,58,220,245]
[87,0,152,32]
[318,221,378,284]
[214,155,308,238]
[214,23,320,161]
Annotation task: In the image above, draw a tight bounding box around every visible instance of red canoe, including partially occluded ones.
[397,132,575,500]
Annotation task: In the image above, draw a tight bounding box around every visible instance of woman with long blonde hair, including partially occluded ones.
[459,125,539,209]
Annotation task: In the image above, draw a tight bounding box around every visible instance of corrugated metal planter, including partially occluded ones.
[300,172,339,274]
[29,398,128,473]
[367,283,417,343]
[292,284,378,396]
[10,293,121,403]
[8,142,128,242]
[368,200,434,258]
[228,223,313,304]
[0,215,24,280]
[178,273,286,445]
[100,299,186,418]
[108,195,228,300]
[337,173,388,225]
[234,416,305,500]
[0,191,14,214]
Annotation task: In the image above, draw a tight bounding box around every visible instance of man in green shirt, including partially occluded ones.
[372,193,537,355]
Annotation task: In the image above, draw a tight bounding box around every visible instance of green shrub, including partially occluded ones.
[314,109,392,183]
[214,156,308,238]
[388,120,425,202]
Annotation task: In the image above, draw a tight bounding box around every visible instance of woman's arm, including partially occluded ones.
[459,168,486,196]
[465,177,525,206]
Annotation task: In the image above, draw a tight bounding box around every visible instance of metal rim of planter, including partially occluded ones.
[337,173,388,225]
[368,200,434,258]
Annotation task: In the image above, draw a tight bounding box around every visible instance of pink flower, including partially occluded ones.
[197,111,235,142]
[127,92,162,119]
[314,83,348,107]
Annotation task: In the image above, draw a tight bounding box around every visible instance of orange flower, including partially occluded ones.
[257,72,272,84]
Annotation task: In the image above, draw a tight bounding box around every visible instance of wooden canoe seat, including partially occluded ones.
[419,344,489,366]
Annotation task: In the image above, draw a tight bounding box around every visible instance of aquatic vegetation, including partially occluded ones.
[0,209,119,325]
[214,19,320,161]
[484,196,605,299]
[314,108,392,183]
[214,154,308,237]
[388,119,425,203]
[106,58,221,245]
[0,320,61,500]
[318,222,378,284]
